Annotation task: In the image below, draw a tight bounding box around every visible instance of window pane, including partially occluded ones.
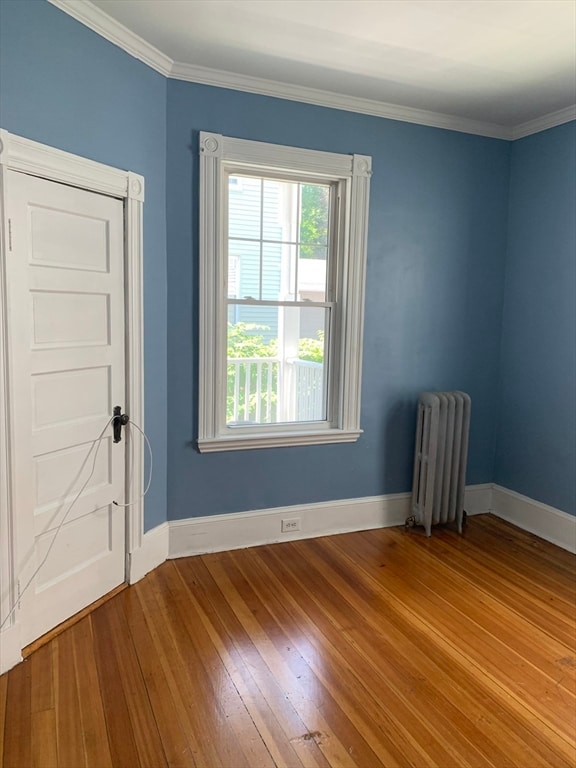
[262,179,298,243]
[299,184,330,246]
[227,305,328,426]
[297,253,327,301]
[228,239,261,299]
[299,244,328,260]
[261,242,296,300]
[228,175,261,240]
[228,176,331,303]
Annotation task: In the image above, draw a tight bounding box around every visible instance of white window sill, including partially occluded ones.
[197,428,363,453]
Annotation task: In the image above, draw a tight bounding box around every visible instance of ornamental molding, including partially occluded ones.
[200,133,223,158]
[0,131,141,200]
[353,155,372,178]
[127,172,145,202]
[48,0,576,141]
[511,105,576,140]
[48,0,172,75]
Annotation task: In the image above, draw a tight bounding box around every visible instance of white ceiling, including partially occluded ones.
[68,0,576,134]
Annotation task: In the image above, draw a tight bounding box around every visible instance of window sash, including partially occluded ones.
[224,169,339,302]
[224,302,333,429]
[221,171,340,434]
[228,299,335,308]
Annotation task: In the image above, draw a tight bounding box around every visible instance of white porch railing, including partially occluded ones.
[227,357,278,424]
[285,358,325,421]
[227,357,324,424]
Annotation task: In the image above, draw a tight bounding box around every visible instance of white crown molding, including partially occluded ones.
[511,105,576,140]
[47,0,573,142]
[48,0,173,76]
[47,0,509,139]
[172,62,511,140]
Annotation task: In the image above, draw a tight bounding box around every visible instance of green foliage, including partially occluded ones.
[227,322,277,358]
[299,184,329,256]
[227,322,324,363]
[227,323,278,423]
[226,323,324,423]
[297,331,325,363]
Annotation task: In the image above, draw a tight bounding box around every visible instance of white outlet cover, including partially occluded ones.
[281,518,301,532]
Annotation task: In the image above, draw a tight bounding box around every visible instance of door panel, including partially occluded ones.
[34,512,113,589]
[29,206,110,271]
[32,366,111,427]
[7,171,126,646]
[34,440,111,509]
[31,291,110,347]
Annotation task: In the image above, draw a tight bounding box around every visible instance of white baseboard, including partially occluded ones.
[168,485,491,559]
[0,622,22,676]
[491,485,576,554]
[120,484,576,582]
[169,493,410,558]
[7,484,571,675]
[127,521,169,584]
[464,483,493,516]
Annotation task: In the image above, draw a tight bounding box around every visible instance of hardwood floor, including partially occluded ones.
[1,514,575,767]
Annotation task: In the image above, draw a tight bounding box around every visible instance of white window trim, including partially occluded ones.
[0,131,146,664]
[198,132,371,452]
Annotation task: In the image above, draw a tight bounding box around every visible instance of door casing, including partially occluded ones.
[0,129,145,673]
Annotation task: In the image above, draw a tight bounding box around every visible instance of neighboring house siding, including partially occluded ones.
[229,176,281,340]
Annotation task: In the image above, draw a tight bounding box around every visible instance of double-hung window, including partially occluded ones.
[198,132,371,452]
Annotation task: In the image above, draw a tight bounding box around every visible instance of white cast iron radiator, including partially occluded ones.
[408,391,471,537]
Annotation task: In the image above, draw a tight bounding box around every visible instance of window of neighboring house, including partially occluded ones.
[198,132,372,452]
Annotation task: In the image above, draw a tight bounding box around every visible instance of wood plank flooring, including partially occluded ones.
[1,513,575,767]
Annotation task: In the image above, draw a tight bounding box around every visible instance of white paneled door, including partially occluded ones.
[6,171,126,647]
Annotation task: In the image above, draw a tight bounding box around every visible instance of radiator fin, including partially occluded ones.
[410,391,471,537]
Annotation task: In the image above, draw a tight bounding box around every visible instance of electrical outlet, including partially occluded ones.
[281,517,301,533]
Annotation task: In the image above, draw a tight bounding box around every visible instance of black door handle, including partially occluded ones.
[112,406,129,443]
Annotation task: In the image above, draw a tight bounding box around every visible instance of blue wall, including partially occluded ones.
[4,1,571,528]
[495,122,576,515]
[166,81,510,519]
[0,0,168,529]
